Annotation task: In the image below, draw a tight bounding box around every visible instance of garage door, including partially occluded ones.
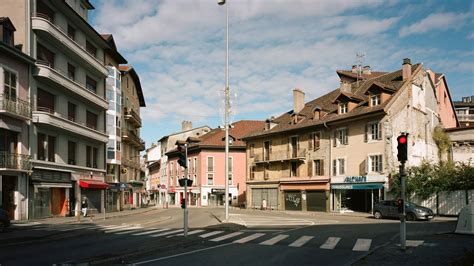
[252,188,278,209]
[284,191,302,211]
[82,189,102,213]
[307,190,326,212]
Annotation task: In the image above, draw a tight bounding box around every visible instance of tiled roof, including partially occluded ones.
[244,63,422,139]
[119,66,145,107]
[193,120,265,148]
[336,70,387,80]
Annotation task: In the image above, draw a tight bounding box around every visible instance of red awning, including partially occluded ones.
[79,179,109,189]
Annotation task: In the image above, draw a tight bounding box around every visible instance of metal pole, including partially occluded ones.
[224,0,230,223]
[400,162,406,250]
[184,144,189,237]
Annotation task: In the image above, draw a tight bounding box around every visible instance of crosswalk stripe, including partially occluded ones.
[100,225,128,230]
[104,227,141,234]
[352,239,372,251]
[289,236,314,247]
[320,237,341,249]
[233,233,265,244]
[151,229,183,237]
[12,222,41,227]
[132,228,170,236]
[199,231,224,238]
[115,228,143,235]
[174,229,206,237]
[406,240,424,247]
[259,234,289,246]
[210,232,244,242]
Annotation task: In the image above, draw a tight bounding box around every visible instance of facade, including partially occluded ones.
[1,0,110,218]
[0,17,35,221]
[243,58,456,213]
[453,96,474,127]
[144,142,162,205]
[427,70,458,129]
[102,34,127,212]
[447,127,474,164]
[119,66,146,209]
[157,122,211,206]
[167,120,264,207]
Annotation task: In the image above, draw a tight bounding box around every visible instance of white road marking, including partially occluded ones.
[352,238,372,251]
[233,233,265,244]
[199,231,224,238]
[289,236,314,247]
[320,237,341,250]
[115,228,143,235]
[259,234,289,246]
[104,226,142,234]
[151,229,183,237]
[12,222,41,227]
[210,232,244,242]
[406,240,424,247]
[173,229,205,237]
[131,228,170,236]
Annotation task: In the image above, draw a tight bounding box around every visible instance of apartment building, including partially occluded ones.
[0,18,35,221]
[454,96,474,127]
[119,66,145,209]
[102,34,127,212]
[167,120,264,207]
[1,0,110,218]
[243,58,457,213]
[144,142,161,205]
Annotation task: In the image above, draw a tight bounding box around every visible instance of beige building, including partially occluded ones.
[244,58,457,213]
[1,0,110,218]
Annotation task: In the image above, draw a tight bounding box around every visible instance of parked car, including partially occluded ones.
[0,207,11,231]
[373,200,434,221]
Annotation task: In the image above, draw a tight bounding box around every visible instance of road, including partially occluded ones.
[0,207,461,265]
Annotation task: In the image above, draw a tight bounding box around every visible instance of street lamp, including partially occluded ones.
[218,0,230,222]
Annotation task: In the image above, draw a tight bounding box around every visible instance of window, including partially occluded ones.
[86,111,97,130]
[67,24,75,40]
[290,136,299,158]
[207,157,214,185]
[193,158,197,183]
[67,63,75,80]
[369,155,383,173]
[264,141,271,160]
[68,102,76,122]
[36,0,55,22]
[107,140,114,159]
[37,133,46,160]
[37,88,55,113]
[2,26,13,45]
[314,159,324,176]
[370,94,380,106]
[93,147,98,168]
[68,141,76,165]
[365,122,382,142]
[85,146,98,168]
[170,162,174,177]
[86,40,97,57]
[339,102,348,114]
[333,158,345,176]
[86,146,91,167]
[249,143,255,157]
[47,135,55,162]
[86,76,97,93]
[250,166,256,180]
[228,157,233,185]
[3,69,17,101]
[37,43,54,67]
[309,132,321,151]
[334,128,348,146]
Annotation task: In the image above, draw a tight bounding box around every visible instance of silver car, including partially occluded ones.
[373,200,434,221]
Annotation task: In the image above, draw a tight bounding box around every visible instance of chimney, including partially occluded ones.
[362,65,371,75]
[351,65,357,73]
[293,88,305,114]
[402,58,412,81]
[181,120,192,131]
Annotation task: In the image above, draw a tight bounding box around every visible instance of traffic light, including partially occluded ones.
[397,133,408,162]
[180,198,186,209]
[397,198,404,214]
[177,145,187,168]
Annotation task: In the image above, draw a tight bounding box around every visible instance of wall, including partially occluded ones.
[0,0,29,54]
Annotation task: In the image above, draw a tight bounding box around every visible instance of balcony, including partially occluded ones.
[33,110,108,143]
[0,94,32,120]
[34,62,108,110]
[123,107,142,128]
[254,149,307,164]
[122,158,140,169]
[0,152,32,171]
[122,130,146,151]
[31,14,108,77]
[457,114,474,121]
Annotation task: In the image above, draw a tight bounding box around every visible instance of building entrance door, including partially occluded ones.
[2,176,17,219]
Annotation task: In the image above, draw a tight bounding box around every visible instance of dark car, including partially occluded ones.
[0,207,11,231]
[373,200,434,221]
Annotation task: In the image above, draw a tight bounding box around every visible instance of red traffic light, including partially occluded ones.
[398,136,407,144]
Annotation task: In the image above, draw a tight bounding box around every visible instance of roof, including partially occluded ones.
[119,66,146,107]
[336,70,387,80]
[101,34,127,64]
[157,125,211,142]
[0,17,16,31]
[244,63,422,139]
[194,120,265,148]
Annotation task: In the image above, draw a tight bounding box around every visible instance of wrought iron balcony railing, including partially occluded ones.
[0,152,32,171]
[0,94,32,119]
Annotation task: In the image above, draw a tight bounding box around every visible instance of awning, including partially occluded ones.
[80,179,109,189]
[331,182,384,190]
[129,180,144,187]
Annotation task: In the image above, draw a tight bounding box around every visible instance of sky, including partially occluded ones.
[89,0,474,149]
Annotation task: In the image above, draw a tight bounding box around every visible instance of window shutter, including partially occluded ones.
[364,124,368,142]
[332,159,337,175]
[379,155,383,172]
[308,160,313,177]
[377,123,382,140]
[308,133,313,151]
[315,132,320,150]
[321,160,324,175]
[344,128,348,145]
[359,158,367,175]
[333,131,337,147]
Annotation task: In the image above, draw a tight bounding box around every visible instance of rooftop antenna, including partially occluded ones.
[356,52,365,87]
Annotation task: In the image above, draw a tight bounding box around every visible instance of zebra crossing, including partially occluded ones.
[8,223,425,252]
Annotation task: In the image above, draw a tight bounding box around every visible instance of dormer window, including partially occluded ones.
[339,102,348,114]
[370,94,380,106]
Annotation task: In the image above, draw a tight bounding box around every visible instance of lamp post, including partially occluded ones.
[218,0,230,222]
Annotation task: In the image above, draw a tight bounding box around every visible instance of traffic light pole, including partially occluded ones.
[184,144,188,237]
[399,162,406,250]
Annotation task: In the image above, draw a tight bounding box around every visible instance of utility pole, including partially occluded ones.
[184,143,188,237]
[399,162,406,250]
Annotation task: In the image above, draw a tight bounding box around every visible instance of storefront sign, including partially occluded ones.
[332,183,384,190]
[344,176,367,183]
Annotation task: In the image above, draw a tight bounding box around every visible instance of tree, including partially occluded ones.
[432,126,451,161]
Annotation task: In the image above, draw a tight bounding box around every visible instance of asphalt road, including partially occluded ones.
[0,208,461,265]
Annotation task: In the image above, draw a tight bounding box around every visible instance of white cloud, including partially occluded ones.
[399,12,471,37]
[467,32,474,39]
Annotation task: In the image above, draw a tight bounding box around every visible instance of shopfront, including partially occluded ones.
[79,179,109,213]
[331,175,385,213]
[106,183,128,212]
[280,180,330,212]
